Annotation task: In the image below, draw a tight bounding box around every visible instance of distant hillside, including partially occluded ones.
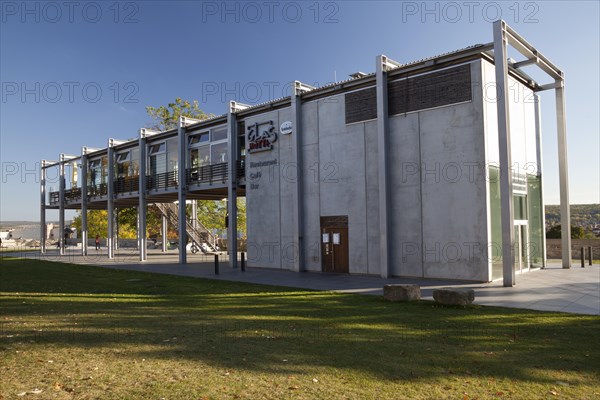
[545,204,600,228]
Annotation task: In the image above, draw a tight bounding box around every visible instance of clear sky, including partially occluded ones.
[1,0,598,222]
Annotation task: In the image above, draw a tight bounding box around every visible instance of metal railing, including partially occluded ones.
[115,176,140,194]
[186,162,227,185]
[154,202,219,253]
[146,171,178,191]
[49,188,82,205]
[88,183,108,197]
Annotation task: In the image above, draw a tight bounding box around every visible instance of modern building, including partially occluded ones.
[41,21,571,285]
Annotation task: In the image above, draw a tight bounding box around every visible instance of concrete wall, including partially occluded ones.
[546,239,600,259]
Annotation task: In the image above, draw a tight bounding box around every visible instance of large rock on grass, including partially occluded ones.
[383,284,421,302]
[433,288,475,306]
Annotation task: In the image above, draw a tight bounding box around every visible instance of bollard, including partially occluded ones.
[580,247,585,268]
[589,246,593,266]
[241,252,245,272]
[214,254,219,275]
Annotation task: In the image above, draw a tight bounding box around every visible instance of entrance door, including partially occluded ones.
[320,216,349,273]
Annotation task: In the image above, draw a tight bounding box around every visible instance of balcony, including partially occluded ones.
[115,176,140,194]
[186,162,228,186]
[146,171,178,191]
[49,187,82,205]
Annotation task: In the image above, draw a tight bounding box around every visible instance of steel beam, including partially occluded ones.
[376,55,392,278]
[177,117,187,265]
[227,102,238,269]
[556,81,571,268]
[291,82,305,272]
[493,20,516,287]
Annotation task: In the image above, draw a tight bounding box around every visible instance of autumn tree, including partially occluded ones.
[146,98,213,131]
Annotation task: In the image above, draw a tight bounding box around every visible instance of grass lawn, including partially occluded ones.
[1,258,599,399]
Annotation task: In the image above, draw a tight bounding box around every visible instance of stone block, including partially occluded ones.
[383,284,421,302]
[433,288,475,306]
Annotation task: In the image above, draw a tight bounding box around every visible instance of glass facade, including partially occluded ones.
[527,175,544,267]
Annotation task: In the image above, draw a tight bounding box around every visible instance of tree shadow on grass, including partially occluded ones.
[1,258,600,388]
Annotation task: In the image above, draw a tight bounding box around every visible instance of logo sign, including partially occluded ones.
[280,121,292,135]
[247,121,277,153]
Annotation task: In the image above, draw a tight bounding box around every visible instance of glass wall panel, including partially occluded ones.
[527,175,544,267]
[489,166,503,280]
[166,137,178,173]
[211,142,228,164]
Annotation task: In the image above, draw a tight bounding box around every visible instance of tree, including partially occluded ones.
[546,224,595,239]
[146,98,213,131]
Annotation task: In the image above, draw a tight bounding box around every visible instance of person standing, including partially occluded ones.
[95,235,100,250]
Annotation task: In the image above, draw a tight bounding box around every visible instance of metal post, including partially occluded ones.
[177,117,187,265]
[241,252,245,271]
[138,130,147,261]
[161,214,168,252]
[40,160,47,254]
[493,20,516,287]
[589,246,593,266]
[59,154,66,256]
[81,152,88,256]
[107,141,115,259]
[214,253,219,275]
[555,81,571,269]
[291,82,305,272]
[581,247,585,268]
[376,55,392,278]
[227,103,238,269]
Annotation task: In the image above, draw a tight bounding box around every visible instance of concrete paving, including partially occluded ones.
[18,248,600,316]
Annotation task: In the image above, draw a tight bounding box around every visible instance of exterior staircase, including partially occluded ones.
[154,202,219,254]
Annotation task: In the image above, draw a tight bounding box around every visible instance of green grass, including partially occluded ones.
[1,258,599,399]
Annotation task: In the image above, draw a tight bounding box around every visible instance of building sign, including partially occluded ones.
[280,121,292,135]
[247,120,277,153]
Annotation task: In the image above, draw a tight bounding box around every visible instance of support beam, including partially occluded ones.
[81,152,88,256]
[534,94,547,268]
[107,140,115,259]
[58,154,66,256]
[493,20,516,287]
[556,81,571,268]
[138,130,148,261]
[291,81,305,272]
[376,55,392,278]
[227,102,238,269]
[177,117,187,265]
[40,160,47,254]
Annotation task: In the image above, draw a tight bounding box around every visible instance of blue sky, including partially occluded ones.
[1,0,598,221]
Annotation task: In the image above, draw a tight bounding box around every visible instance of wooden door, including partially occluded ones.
[320,216,349,273]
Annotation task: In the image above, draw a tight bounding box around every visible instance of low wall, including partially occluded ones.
[546,239,600,259]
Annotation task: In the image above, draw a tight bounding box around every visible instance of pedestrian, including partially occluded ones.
[95,235,100,250]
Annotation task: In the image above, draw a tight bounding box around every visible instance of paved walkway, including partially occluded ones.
[20,249,600,315]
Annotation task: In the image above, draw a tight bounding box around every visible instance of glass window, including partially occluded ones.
[190,146,210,168]
[189,132,209,146]
[513,195,527,220]
[211,142,228,164]
[149,143,165,154]
[212,127,227,141]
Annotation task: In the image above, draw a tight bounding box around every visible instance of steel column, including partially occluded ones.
[81,152,88,256]
[376,55,391,278]
[227,103,238,269]
[40,160,46,254]
[138,130,147,261]
[291,82,304,272]
[58,154,66,256]
[533,94,546,268]
[177,118,187,265]
[493,20,516,287]
[107,141,115,259]
[556,81,571,268]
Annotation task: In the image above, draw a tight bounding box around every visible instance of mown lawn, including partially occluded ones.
[1,258,599,399]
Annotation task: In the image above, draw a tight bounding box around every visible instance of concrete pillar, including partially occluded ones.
[493,20,516,287]
[40,160,47,254]
[81,152,88,256]
[555,82,571,269]
[59,154,66,256]
[107,141,115,259]
[138,130,147,261]
[291,82,304,272]
[177,117,187,265]
[227,103,238,269]
[375,55,391,278]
